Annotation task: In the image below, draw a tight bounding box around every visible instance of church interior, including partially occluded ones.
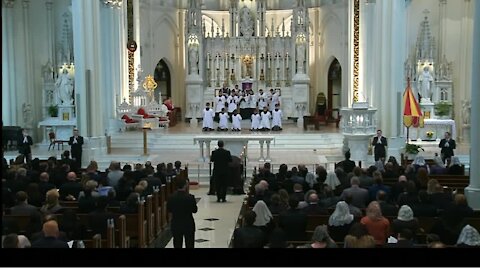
[2,0,480,251]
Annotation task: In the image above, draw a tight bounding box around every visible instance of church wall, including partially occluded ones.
[140,3,185,112]
[406,0,474,139]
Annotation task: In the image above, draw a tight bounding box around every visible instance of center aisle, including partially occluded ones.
[165,187,246,248]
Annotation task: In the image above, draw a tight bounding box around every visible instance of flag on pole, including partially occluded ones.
[403,78,424,129]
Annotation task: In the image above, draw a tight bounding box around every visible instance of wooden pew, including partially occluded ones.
[124,200,147,248]
[117,215,130,248]
[83,234,103,248]
[145,195,155,246]
[160,184,168,229]
[152,188,162,237]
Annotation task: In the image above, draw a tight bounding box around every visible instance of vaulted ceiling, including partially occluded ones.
[156,0,345,10]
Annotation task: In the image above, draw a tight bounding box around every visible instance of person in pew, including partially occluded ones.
[456,224,480,248]
[411,190,439,217]
[328,201,355,243]
[376,190,398,217]
[383,162,399,179]
[88,196,117,239]
[278,198,308,242]
[298,189,317,209]
[10,191,39,216]
[390,175,408,204]
[252,200,275,243]
[298,225,337,248]
[289,183,305,203]
[344,194,363,218]
[2,233,31,248]
[132,163,147,183]
[391,205,420,239]
[336,150,356,174]
[59,172,83,201]
[265,227,292,248]
[386,228,415,248]
[167,177,198,248]
[428,179,453,210]
[154,163,167,185]
[323,172,341,195]
[268,193,288,215]
[38,172,56,204]
[40,189,63,215]
[119,192,140,214]
[343,222,376,248]
[430,194,472,245]
[448,156,464,175]
[430,155,448,175]
[360,201,390,246]
[78,181,99,214]
[25,211,43,241]
[116,171,135,201]
[232,210,266,248]
[368,171,391,202]
[106,189,121,207]
[107,161,124,189]
[319,185,340,209]
[31,220,69,248]
[144,166,162,195]
[340,176,369,209]
[59,208,86,241]
[415,167,430,192]
[396,180,419,208]
[387,156,402,176]
[301,193,329,215]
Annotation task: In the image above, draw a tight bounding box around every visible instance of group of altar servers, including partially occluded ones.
[202,87,283,132]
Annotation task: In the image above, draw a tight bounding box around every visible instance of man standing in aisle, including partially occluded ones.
[439,131,456,164]
[210,140,232,202]
[167,177,198,248]
[372,129,387,162]
[68,128,84,171]
[18,128,33,164]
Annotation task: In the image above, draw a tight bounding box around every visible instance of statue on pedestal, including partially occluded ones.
[55,69,74,105]
[188,45,199,75]
[418,66,433,102]
[462,100,471,126]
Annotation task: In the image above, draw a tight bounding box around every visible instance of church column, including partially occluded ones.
[133,0,141,90]
[465,0,480,210]
[437,0,447,62]
[373,0,406,138]
[72,0,105,137]
[362,0,375,103]
[45,0,55,67]
[120,1,129,100]
[21,0,36,132]
[1,0,17,126]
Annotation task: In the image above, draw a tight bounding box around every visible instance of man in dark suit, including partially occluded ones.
[167,177,198,248]
[210,140,232,202]
[18,128,33,164]
[372,129,387,162]
[31,220,69,248]
[337,150,356,174]
[232,210,265,248]
[68,128,84,170]
[438,131,456,164]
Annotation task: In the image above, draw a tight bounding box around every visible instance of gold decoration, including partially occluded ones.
[128,50,135,104]
[353,0,360,103]
[143,75,158,101]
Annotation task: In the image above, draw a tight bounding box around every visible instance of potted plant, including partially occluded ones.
[434,102,452,118]
[48,104,58,117]
[404,143,424,160]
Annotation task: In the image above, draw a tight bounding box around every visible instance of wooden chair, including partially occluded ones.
[48,131,67,151]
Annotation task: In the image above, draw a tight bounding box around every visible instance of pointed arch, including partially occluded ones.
[154,58,172,101]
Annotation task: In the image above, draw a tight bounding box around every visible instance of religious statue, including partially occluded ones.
[55,69,74,105]
[22,103,33,129]
[239,6,254,37]
[230,69,236,83]
[462,100,471,126]
[188,45,199,75]
[42,61,54,82]
[296,41,306,73]
[418,66,433,102]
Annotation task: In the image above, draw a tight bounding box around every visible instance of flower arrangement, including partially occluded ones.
[426,131,434,139]
[405,143,425,155]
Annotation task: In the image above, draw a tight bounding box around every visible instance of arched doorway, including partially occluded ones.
[153,59,171,103]
[327,58,341,119]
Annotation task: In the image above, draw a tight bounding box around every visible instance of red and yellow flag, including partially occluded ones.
[403,79,424,128]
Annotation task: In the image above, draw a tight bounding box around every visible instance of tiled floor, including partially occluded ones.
[164,187,247,248]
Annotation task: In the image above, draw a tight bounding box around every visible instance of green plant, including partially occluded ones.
[434,102,452,116]
[48,105,58,117]
[405,143,424,155]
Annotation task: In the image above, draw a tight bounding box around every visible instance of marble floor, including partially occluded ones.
[164,187,247,248]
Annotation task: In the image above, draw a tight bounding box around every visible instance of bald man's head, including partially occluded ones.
[67,172,77,182]
[39,172,49,182]
[43,220,60,238]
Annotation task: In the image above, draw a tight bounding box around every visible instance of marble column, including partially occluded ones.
[465,0,480,210]
[133,0,141,91]
[21,0,36,132]
[1,0,16,126]
[45,0,55,67]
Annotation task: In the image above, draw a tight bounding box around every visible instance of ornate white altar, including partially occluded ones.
[406,119,456,141]
[38,117,77,144]
[340,106,377,163]
[193,135,275,162]
[184,0,310,123]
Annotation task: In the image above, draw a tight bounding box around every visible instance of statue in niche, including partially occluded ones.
[418,66,433,102]
[188,45,199,75]
[239,6,254,37]
[55,69,74,105]
[230,69,236,83]
[296,42,305,73]
[42,61,54,82]
[462,100,471,125]
[22,103,33,129]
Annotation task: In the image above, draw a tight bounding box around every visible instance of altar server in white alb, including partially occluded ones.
[259,106,271,131]
[217,108,229,131]
[270,89,281,112]
[271,103,283,131]
[231,110,243,132]
[257,89,268,111]
[215,92,226,121]
[227,91,239,116]
[248,89,257,117]
[202,102,215,131]
[250,108,261,131]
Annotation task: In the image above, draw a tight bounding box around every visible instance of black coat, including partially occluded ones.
[372,136,388,160]
[68,136,84,157]
[18,135,33,155]
[233,226,266,248]
[210,147,232,178]
[439,138,456,159]
[31,236,69,248]
[167,190,198,234]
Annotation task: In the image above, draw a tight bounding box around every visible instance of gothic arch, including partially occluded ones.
[153,13,179,35]
[154,58,173,101]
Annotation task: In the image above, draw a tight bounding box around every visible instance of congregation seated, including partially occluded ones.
[448,156,464,175]
[40,189,64,215]
[278,198,308,242]
[391,205,421,239]
[376,190,398,217]
[328,201,355,242]
[10,191,38,216]
[119,192,140,214]
[31,220,69,248]
[297,225,337,248]
[343,222,376,248]
[456,224,480,248]
[386,228,415,248]
[360,201,390,246]
[252,200,275,244]
[232,210,265,248]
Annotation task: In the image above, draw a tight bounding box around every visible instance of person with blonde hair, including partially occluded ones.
[40,189,63,215]
[360,201,390,246]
